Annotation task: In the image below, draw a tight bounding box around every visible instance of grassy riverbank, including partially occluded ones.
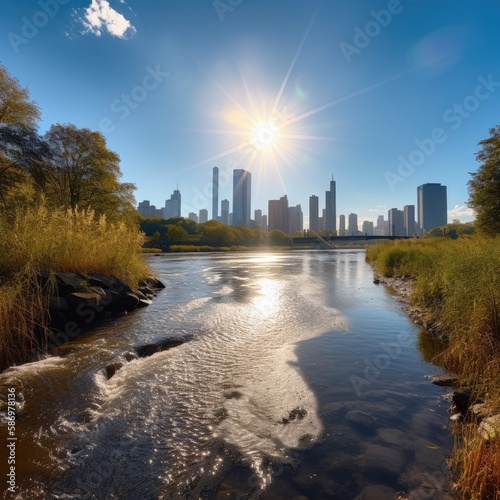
[366,236,500,498]
[0,205,150,369]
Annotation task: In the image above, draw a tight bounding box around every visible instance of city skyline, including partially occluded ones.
[138,175,447,235]
[2,2,499,229]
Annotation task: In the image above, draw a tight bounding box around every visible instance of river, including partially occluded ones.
[0,250,454,499]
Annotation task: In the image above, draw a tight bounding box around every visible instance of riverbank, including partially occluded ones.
[367,237,500,499]
[0,206,153,370]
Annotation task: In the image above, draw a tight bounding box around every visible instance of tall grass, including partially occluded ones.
[367,236,500,497]
[0,205,150,369]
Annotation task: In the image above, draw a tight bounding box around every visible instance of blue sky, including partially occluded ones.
[2,0,500,226]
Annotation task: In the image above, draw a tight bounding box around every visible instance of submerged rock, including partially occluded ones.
[135,338,184,358]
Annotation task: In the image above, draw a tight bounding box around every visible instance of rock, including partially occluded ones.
[139,276,166,289]
[66,291,102,311]
[452,388,472,414]
[135,338,184,358]
[347,410,377,433]
[354,485,398,500]
[124,352,138,362]
[478,414,500,440]
[106,362,123,380]
[373,279,380,284]
[429,374,459,387]
[123,292,140,311]
[470,403,490,419]
[359,444,406,480]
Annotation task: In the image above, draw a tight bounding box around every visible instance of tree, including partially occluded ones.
[269,229,292,246]
[38,124,136,221]
[468,126,500,235]
[0,65,41,207]
[166,224,188,242]
[0,65,40,128]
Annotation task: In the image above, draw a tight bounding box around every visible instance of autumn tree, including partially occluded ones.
[37,124,136,221]
[468,126,500,235]
[0,64,42,207]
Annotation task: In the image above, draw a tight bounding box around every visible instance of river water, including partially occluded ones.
[0,250,455,499]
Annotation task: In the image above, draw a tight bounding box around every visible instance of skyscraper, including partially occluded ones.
[348,213,358,236]
[403,205,416,236]
[254,209,263,229]
[362,220,374,236]
[325,176,336,232]
[221,199,229,225]
[309,195,319,232]
[288,204,303,235]
[268,195,289,234]
[388,208,404,236]
[232,169,251,226]
[199,209,208,223]
[212,166,219,220]
[417,183,447,235]
[339,214,346,236]
[164,187,181,218]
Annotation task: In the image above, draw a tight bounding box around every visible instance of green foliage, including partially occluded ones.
[0,64,41,128]
[269,229,293,246]
[166,223,188,241]
[367,236,500,388]
[468,125,500,235]
[426,221,475,237]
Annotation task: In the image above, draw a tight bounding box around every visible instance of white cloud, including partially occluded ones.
[448,204,475,221]
[81,0,136,39]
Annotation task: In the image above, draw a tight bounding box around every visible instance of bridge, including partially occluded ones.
[292,235,412,246]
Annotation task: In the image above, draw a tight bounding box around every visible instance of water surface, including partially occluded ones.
[0,250,454,499]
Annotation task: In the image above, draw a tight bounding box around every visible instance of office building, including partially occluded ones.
[388,208,404,236]
[339,214,346,236]
[325,176,336,232]
[348,213,358,236]
[403,205,416,236]
[417,183,447,235]
[254,209,263,229]
[309,195,319,232]
[221,199,230,225]
[261,215,268,232]
[137,200,162,218]
[212,166,219,220]
[268,195,289,234]
[289,204,303,235]
[362,220,374,236]
[199,209,208,223]
[188,212,198,222]
[164,187,181,219]
[232,169,251,226]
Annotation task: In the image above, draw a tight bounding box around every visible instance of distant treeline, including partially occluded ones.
[140,217,292,248]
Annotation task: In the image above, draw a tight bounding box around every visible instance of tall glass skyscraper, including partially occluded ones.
[325,176,336,232]
[417,183,447,234]
[232,169,251,226]
[309,195,319,232]
[212,166,219,220]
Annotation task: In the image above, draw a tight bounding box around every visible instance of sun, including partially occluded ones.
[254,124,276,148]
[250,123,277,150]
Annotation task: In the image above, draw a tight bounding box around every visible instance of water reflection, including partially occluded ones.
[0,250,453,499]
